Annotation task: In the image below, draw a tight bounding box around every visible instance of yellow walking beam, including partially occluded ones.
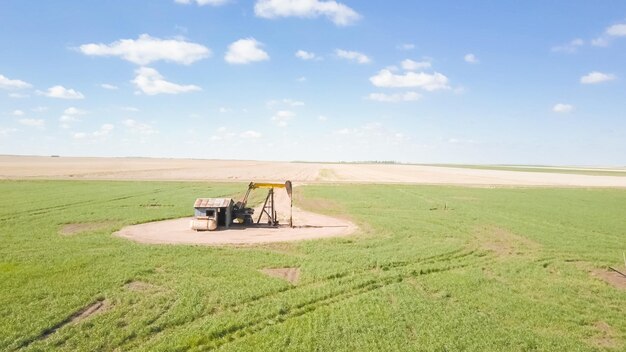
[249,182,286,189]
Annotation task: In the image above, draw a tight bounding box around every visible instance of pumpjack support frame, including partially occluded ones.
[257,188,278,226]
[239,181,293,228]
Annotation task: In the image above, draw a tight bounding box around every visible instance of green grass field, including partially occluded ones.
[1,180,625,351]
[423,164,626,177]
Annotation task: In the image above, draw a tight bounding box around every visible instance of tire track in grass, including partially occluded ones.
[0,181,215,220]
[220,248,475,311]
[135,251,494,351]
[16,245,487,351]
[194,258,490,351]
[0,184,220,222]
[4,185,230,350]
[14,298,108,350]
[0,189,167,221]
[133,248,476,346]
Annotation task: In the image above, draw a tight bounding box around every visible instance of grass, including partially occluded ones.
[316,168,341,181]
[1,180,625,351]
[423,164,626,177]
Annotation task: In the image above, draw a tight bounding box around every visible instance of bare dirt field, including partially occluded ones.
[2,155,626,187]
[115,187,357,245]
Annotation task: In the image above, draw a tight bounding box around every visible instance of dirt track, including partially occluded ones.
[2,155,626,187]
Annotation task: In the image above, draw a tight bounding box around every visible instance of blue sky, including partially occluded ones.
[1,0,625,165]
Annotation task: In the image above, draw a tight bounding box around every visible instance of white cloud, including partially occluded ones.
[64,107,87,115]
[267,98,304,108]
[591,23,626,47]
[218,107,232,113]
[401,59,431,71]
[240,130,261,138]
[335,49,370,64]
[74,124,114,140]
[453,86,466,94]
[79,34,211,65]
[59,119,74,129]
[59,115,77,122]
[367,91,421,102]
[224,38,269,64]
[0,127,18,136]
[0,74,32,90]
[12,110,25,116]
[318,115,327,121]
[464,53,479,64]
[59,107,87,127]
[59,116,76,122]
[580,71,616,84]
[607,23,626,36]
[551,38,584,53]
[208,126,237,141]
[132,67,201,95]
[397,43,415,50]
[295,50,318,60]
[591,37,609,47]
[296,76,307,82]
[332,122,408,145]
[447,137,476,145]
[370,69,450,91]
[123,119,158,135]
[254,0,360,26]
[18,118,45,128]
[40,85,85,99]
[8,93,29,98]
[32,106,48,112]
[121,106,139,112]
[101,83,119,90]
[94,124,114,137]
[285,99,304,106]
[174,0,229,6]
[271,110,295,127]
[552,103,574,113]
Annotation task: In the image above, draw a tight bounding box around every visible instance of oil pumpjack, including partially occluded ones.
[191,181,292,231]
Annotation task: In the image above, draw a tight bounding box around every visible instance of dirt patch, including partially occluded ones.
[114,215,355,246]
[72,299,110,323]
[589,321,621,349]
[36,299,109,343]
[590,268,626,290]
[474,225,540,257]
[59,221,116,236]
[124,281,158,292]
[114,187,357,245]
[261,267,300,284]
